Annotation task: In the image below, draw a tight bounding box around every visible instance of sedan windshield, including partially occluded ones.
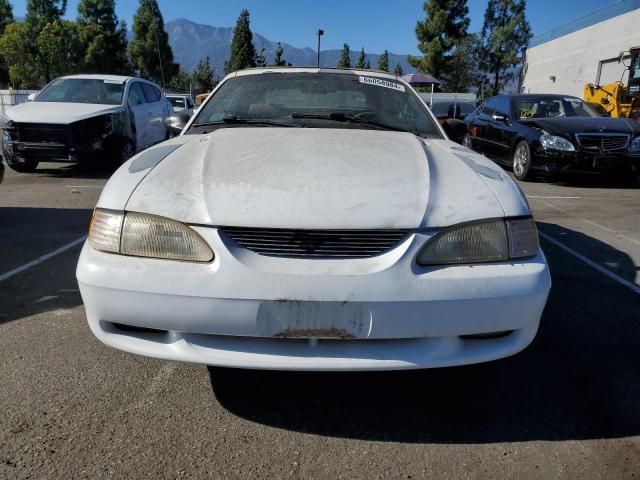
[36,78,125,105]
[517,97,600,119]
[188,72,443,138]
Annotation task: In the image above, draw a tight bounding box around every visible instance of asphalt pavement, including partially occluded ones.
[0,161,639,479]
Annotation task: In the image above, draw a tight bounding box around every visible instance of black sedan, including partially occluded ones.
[463,94,640,181]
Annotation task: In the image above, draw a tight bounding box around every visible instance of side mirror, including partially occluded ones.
[27,93,36,101]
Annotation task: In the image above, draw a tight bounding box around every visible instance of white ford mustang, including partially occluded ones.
[76,67,551,371]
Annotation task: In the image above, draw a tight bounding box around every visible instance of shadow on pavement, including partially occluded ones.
[34,161,116,180]
[209,222,640,443]
[531,171,639,189]
[0,207,91,325]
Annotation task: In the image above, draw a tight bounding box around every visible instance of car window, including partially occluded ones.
[517,97,600,119]
[141,83,161,103]
[189,72,444,138]
[429,103,450,116]
[36,78,125,105]
[495,97,511,117]
[168,97,186,108]
[128,82,146,107]
[481,98,497,116]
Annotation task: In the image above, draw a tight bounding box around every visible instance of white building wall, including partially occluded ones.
[522,8,640,97]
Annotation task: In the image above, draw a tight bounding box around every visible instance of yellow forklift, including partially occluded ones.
[584,47,640,120]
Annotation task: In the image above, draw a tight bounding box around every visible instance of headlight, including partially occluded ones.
[540,133,575,151]
[417,218,538,266]
[629,136,640,152]
[88,209,214,262]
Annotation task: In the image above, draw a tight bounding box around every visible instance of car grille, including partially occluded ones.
[575,133,630,153]
[16,123,69,144]
[221,227,410,258]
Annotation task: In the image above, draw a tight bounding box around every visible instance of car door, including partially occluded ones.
[140,82,167,144]
[469,98,497,153]
[486,96,517,163]
[127,82,149,150]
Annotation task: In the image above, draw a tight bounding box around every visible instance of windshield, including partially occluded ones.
[168,97,187,108]
[630,52,640,81]
[517,97,600,119]
[187,72,443,138]
[36,78,125,105]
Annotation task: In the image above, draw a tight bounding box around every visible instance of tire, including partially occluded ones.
[114,139,135,166]
[5,156,38,173]
[512,141,532,181]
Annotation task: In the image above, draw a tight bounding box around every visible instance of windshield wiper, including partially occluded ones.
[191,116,295,128]
[290,112,417,134]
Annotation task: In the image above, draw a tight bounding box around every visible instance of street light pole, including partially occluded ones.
[316,29,324,67]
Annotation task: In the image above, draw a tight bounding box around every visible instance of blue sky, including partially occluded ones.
[11,0,611,54]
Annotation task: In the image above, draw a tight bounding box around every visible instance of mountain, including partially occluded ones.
[164,18,414,77]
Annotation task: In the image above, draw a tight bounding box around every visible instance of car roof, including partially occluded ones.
[232,66,404,82]
[501,93,581,99]
[59,74,161,86]
[430,99,476,104]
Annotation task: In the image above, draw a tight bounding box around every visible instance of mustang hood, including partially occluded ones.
[6,101,123,124]
[124,128,519,229]
[521,117,639,136]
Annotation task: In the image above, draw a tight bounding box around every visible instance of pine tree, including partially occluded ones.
[481,0,531,96]
[24,0,66,38]
[192,56,215,94]
[167,67,191,92]
[24,0,67,83]
[337,43,351,68]
[271,42,287,66]
[364,60,370,69]
[0,0,14,85]
[225,9,256,74]
[355,48,367,69]
[393,63,403,77]
[255,46,267,67]
[128,0,177,85]
[77,0,130,74]
[439,33,482,92]
[377,50,389,72]
[408,0,469,79]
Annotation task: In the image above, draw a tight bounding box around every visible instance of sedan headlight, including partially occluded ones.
[88,209,214,262]
[540,133,575,152]
[628,136,640,152]
[417,218,538,266]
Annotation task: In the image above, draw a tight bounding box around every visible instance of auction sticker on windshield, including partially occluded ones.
[359,76,405,92]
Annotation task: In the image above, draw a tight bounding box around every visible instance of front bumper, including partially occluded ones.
[5,140,105,163]
[76,228,551,371]
[532,147,640,174]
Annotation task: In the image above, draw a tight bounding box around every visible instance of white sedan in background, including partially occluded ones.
[76,67,550,371]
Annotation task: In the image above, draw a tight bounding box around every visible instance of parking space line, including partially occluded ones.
[0,236,87,283]
[539,231,640,295]
[532,198,640,246]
